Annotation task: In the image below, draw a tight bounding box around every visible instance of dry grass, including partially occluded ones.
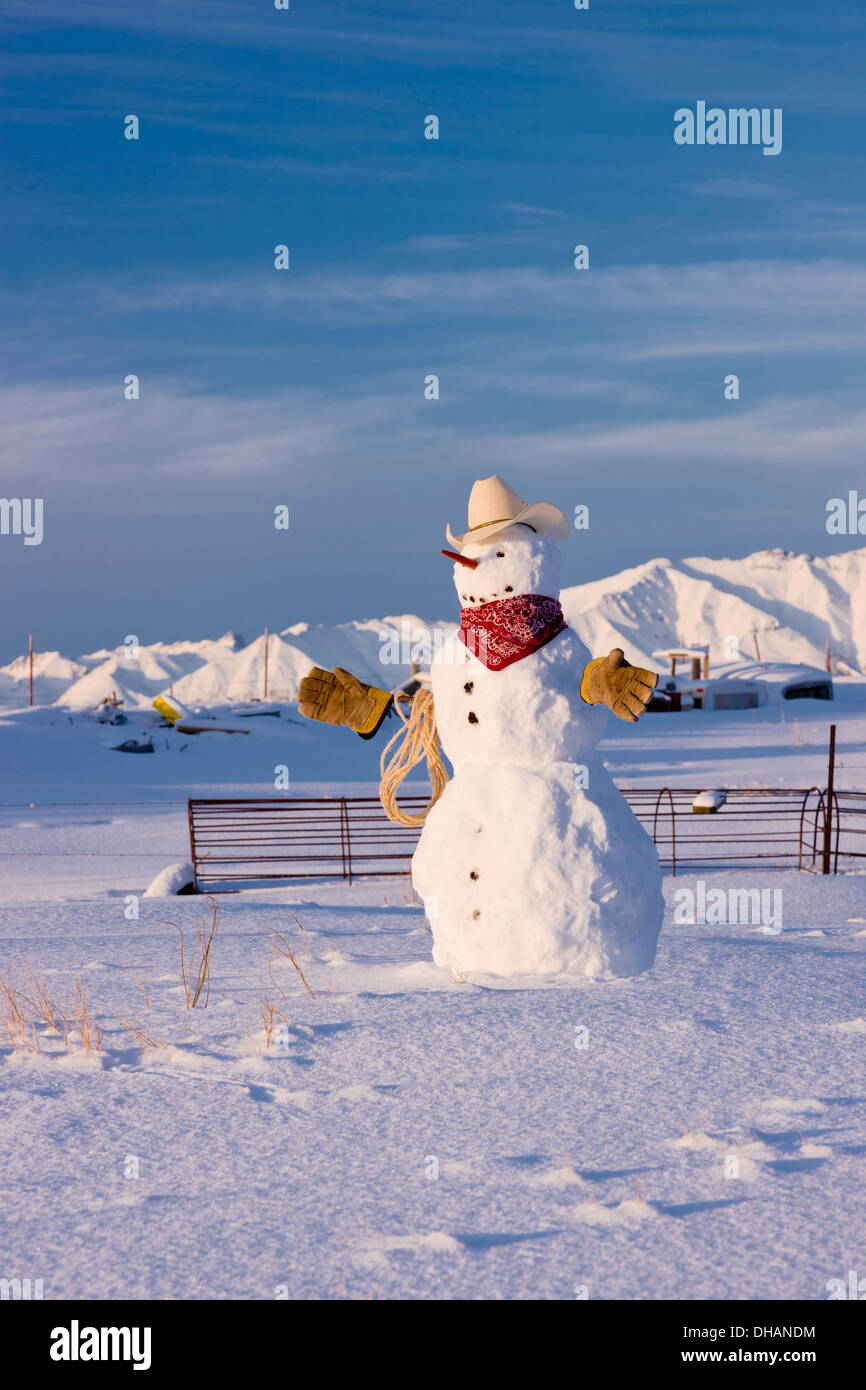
[1,964,99,1054]
[267,927,316,1000]
[443,955,467,984]
[401,874,420,906]
[0,972,32,1052]
[260,999,277,1048]
[122,967,152,1011]
[22,960,69,1035]
[71,979,102,1053]
[266,914,337,1000]
[174,897,219,1008]
[114,1015,163,1053]
[288,912,311,960]
[3,957,166,1059]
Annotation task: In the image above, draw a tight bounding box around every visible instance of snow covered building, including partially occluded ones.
[652,646,710,681]
[684,661,834,710]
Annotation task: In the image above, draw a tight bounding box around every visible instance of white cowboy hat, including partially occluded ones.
[445,475,570,549]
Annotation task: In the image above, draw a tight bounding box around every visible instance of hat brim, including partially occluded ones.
[446,500,569,550]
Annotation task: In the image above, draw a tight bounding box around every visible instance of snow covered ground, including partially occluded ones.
[1,693,864,1300]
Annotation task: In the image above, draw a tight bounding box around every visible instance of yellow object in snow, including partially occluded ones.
[153,695,184,724]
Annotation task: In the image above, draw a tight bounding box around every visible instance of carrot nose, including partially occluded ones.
[441,548,479,570]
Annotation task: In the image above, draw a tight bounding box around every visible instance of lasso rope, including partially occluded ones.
[379,688,449,827]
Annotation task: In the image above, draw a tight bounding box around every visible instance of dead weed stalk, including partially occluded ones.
[174,897,219,1008]
[22,960,70,1038]
[114,1015,163,1053]
[267,927,317,1000]
[0,972,32,1052]
[71,979,102,1053]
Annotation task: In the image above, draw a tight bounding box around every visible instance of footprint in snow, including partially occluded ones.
[245,1081,313,1109]
[328,1083,397,1104]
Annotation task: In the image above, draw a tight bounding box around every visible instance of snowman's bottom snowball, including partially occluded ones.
[412,762,663,979]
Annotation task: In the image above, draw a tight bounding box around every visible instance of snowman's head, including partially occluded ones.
[448,524,561,609]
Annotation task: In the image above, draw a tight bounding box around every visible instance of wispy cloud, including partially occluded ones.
[579,27,866,113]
[496,202,566,220]
[0,1,583,68]
[3,379,863,492]
[0,383,409,486]
[484,394,866,476]
[6,257,865,357]
[683,178,780,199]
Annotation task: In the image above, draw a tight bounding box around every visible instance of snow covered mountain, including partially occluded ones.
[57,633,246,710]
[164,617,441,707]
[562,548,866,675]
[0,634,244,710]
[1,548,863,709]
[0,650,88,706]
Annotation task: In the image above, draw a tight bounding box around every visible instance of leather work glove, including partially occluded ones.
[297,666,393,739]
[580,649,658,723]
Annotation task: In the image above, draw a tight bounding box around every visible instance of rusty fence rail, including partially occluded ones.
[188,796,429,889]
[622,786,838,876]
[187,787,865,889]
[830,790,866,873]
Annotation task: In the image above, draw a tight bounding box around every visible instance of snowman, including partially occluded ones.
[299,476,663,979]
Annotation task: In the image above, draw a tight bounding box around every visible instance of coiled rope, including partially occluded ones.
[379,688,449,827]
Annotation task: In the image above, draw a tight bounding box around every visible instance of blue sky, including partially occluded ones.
[2,0,865,662]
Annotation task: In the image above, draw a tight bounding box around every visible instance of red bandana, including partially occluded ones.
[459,594,567,671]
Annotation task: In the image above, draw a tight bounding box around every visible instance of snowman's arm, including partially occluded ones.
[580,649,658,723]
[297,665,422,740]
[356,676,425,741]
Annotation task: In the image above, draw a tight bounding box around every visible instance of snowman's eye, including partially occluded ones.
[505,586,513,592]
[496,550,505,557]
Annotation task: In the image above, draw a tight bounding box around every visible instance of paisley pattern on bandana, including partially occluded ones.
[459,594,568,671]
